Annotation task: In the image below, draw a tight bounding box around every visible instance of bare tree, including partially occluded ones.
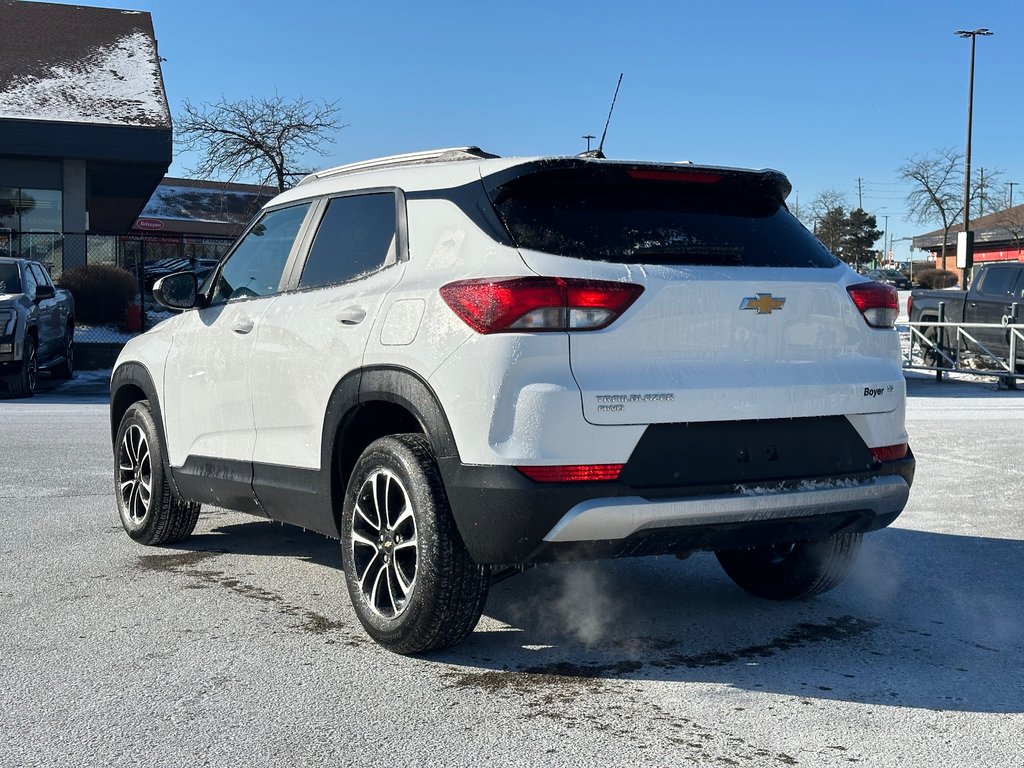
[808,189,848,230]
[176,93,346,193]
[974,166,1003,218]
[898,148,1001,270]
[898,148,962,270]
[992,208,1024,254]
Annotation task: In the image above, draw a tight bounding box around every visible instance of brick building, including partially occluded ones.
[912,204,1024,286]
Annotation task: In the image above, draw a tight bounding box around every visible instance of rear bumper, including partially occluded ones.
[439,452,914,565]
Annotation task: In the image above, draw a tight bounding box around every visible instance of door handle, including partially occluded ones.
[231,317,255,334]
[336,307,367,325]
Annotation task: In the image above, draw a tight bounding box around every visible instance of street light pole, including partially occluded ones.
[882,214,889,267]
[1009,181,1018,209]
[956,27,992,285]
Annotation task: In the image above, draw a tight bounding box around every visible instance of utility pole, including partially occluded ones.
[857,178,863,210]
[1010,181,1018,209]
[956,27,993,284]
[978,167,987,217]
[882,214,889,266]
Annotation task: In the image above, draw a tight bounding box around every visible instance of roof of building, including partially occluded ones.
[913,203,1024,250]
[0,0,170,128]
[139,177,275,226]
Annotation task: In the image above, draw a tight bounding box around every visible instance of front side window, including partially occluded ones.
[21,262,37,299]
[209,203,310,305]
[29,263,51,288]
[299,193,397,289]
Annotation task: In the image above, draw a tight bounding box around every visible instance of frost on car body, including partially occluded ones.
[110,148,914,653]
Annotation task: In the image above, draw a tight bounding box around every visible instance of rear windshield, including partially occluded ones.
[0,263,21,294]
[488,166,838,268]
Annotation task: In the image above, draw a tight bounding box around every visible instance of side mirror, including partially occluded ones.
[35,284,56,300]
[153,272,198,310]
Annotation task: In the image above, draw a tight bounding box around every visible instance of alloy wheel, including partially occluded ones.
[118,424,152,524]
[349,469,418,618]
[26,344,37,392]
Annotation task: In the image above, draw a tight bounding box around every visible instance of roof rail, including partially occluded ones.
[296,147,499,186]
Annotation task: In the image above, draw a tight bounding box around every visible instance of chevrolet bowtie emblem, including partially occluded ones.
[740,293,786,314]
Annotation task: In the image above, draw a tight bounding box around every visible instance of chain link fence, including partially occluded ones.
[2,230,232,344]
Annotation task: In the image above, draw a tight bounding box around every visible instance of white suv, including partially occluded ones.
[111,148,914,653]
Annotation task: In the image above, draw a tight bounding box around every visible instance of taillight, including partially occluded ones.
[440,277,643,334]
[516,464,624,482]
[906,294,913,318]
[870,443,909,462]
[847,282,899,328]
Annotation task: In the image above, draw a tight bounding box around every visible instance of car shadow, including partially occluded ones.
[442,527,1024,714]
[178,516,341,569]
[160,516,1024,714]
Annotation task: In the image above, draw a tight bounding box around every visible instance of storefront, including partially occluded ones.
[913,203,1024,286]
[0,1,172,276]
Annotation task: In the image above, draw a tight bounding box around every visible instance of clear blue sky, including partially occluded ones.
[49,0,1024,261]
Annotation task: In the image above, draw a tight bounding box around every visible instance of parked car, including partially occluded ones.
[866,269,913,290]
[0,257,75,397]
[110,147,914,653]
[908,261,1024,367]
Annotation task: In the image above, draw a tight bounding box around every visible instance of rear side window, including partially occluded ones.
[0,263,21,294]
[299,193,397,289]
[978,267,1021,297]
[489,166,838,268]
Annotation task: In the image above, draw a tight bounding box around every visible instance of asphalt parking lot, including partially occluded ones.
[1,372,1022,767]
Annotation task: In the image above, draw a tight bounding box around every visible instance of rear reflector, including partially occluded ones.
[847,281,899,328]
[869,443,909,462]
[626,168,723,184]
[440,277,643,334]
[516,464,624,483]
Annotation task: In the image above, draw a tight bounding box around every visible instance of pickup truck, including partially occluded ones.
[908,261,1024,368]
[0,257,76,397]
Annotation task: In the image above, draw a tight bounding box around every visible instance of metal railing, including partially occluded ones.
[901,301,1023,389]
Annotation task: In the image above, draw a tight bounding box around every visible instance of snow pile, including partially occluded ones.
[0,31,169,127]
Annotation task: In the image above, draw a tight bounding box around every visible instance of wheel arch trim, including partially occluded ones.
[318,365,460,533]
[110,362,181,497]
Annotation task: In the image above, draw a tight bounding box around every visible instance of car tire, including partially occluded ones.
[341,434,489,654]
[715,533,863,600]
[51,325,74,380]
[6,335,37,398]
[921,323,946,367]
[114,401,201,545]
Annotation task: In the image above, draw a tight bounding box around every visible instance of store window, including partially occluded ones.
[0,187,62,232]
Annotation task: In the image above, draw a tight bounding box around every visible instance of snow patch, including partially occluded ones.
[0,32,169,127]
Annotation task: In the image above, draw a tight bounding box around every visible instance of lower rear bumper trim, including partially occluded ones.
[543,475,910,544]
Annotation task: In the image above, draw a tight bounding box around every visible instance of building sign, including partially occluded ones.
[136,218,164,231]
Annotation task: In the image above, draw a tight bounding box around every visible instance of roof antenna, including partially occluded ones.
[580,73,623,159]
